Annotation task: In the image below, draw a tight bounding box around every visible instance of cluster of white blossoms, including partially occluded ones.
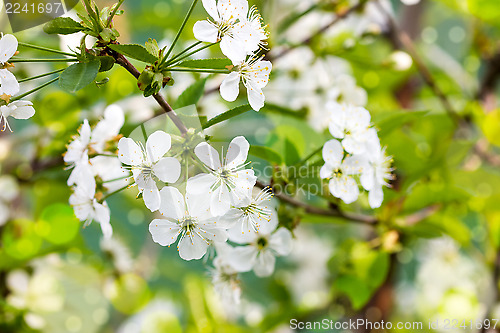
[0,34,36,132]
[194,0,272,111]
[65,105,129,239]
[115,134,292,302]
[320,103,394,208]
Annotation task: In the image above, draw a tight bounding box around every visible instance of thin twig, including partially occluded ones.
[113,53,188,135]
[255,181,377,225]
[268,1,368,61]
[373,0,463,126]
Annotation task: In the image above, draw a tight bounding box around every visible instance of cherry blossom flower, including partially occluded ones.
[193,0,267,64]
[69,182,112,239]
[118,131,181,212]
[186,136,256,216]
[228,218,293,277]
[327,102,376,155]
[320,139,365,204]
[0,34,20,97]
[220,56,272,111]
[220,187,276,243]
[0,100,35,132]
[149,186,227,260]
[65,120,96,189]
[211,243,242,304]
[360,138,393,208]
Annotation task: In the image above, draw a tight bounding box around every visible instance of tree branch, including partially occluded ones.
[113,53,188,135]
[255,181,377,225]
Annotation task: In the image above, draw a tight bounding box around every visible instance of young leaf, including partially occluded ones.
[59,60,101,93]
[173,78,207,109]
[175,58,232,70]
[249,146,282,164]
[202,104,253,129]
[108,44,159,64]
[43,17,85,34]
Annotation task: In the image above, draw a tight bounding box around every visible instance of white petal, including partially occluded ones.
[360,165,375,191]
[193,20,219,43]
[319,164,333,179]
[327,102,346,139]
[202,0,220,21]
[0,69,19,96]
[118,137,144,166]
[186,173,217,195]
[228,245,258,272]
[230,169,256,204]
[322,139,343,168]
[93,200,112,238]
[246,80,265,111]
[142,184,161,212]
[200,224,228,243]
[219,208,243,230]
[194,142,221,170]
[0,34,18,63]
[158,186,185,220]
[337,177,359,204]
[218,0,248,21]
[149,218,180,246]
[220,72,241,102]
[342,136,365,155]
[253,250,276,277]
[210,185,231,216]
[269,228,293,256]
[178,232,209,260]
[342,154,366,175]
[368,186,384,208]
[146,131,171,163]
[153,157,181,183]
[186,192,212,220]
[6,100,35,120]
[220,36,247,65]
[225,136,249,170]
[258,209,279,235]
[249,60,272,89]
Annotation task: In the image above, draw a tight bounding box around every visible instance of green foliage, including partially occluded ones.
[108,44,159,64]
[202,104,253,129]
[43,17,85,35]
[173,77,207,109]
[59,60,101,93]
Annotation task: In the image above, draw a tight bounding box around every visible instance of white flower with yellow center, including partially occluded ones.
[149,186,227,261]
[186,136,256,216]
[227,218,293,277]
[118,131,181,212]
[320,139,365,204]
[220,56,272,111]
[193,0,267,64]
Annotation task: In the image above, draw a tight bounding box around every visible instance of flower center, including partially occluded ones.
[257,236,268,250]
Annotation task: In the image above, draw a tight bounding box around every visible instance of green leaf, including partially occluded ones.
[249,145,283,164]
[202,104,253,129]
[173,78,207,109]
[108,44,159,64]
[59,60,101,93]
[334,275,372,310]
[284,138,301,165]
[175,58,233,70]
[97,55,115,72]
[43,17,85,34]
